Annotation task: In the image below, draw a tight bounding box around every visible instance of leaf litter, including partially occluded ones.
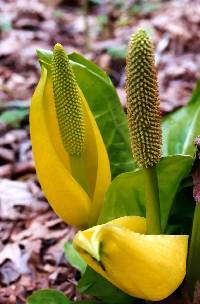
[1,0,200,303]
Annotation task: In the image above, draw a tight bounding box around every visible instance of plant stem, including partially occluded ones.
[83,0,90,51]
[187,202,200,298]
[143,166,161,235]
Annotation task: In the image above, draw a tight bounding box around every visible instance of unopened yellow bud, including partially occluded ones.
[52,43,86,156]
[126,29,162,167]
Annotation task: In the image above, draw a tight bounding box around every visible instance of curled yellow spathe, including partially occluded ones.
[30,54,111,228]
[73,216,188,301]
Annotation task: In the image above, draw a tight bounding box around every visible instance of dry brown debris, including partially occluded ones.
[1,0,200,303]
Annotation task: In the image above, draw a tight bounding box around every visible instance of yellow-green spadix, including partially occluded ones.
[73,216,188,301]
[126,29,162,168]
[30,43,111,229]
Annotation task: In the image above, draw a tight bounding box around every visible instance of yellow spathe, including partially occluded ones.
[30,65,111,228]
[73,216,188,301]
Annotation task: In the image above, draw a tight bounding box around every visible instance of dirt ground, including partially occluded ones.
[0,0,200,303]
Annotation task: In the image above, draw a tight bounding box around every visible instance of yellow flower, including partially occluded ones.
[30,45,111,229]
[73,216,188,301]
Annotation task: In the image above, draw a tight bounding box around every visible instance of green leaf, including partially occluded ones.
[76,302,100,304]
[0,108,29,127]
[36,48,136,179]
[64,241,86,274]
[98,155,194,231]
[0,20,12,32]
[78,267,141,304]
[36,48,52,67]
[166,182,195,235]
[27,289,99,304]
[69,52,112,84]
[107,47,126,59]
[27,289,71,304]
[162,80,200,157]
[98,168,145,222]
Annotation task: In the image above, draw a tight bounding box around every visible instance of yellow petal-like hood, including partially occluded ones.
[73,216,188,301]
[79,89,111,227]
[30,67,91,228]
[30,59,111,228]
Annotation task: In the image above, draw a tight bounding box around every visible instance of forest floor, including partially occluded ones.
[0,0,200,303]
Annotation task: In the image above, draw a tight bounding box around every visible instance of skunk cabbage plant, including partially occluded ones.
[28,29,200,304]
[30,44,111,229]
[73,29,188,301]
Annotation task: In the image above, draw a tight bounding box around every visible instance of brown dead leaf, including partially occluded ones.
[0,147,15,163]
[12,218,68,243]
[0,260,20,285]
[0,243,31,275]
[0,179,48,220]
[0,164,13,178]
[0,129,27,146]
[1,0,200,302]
